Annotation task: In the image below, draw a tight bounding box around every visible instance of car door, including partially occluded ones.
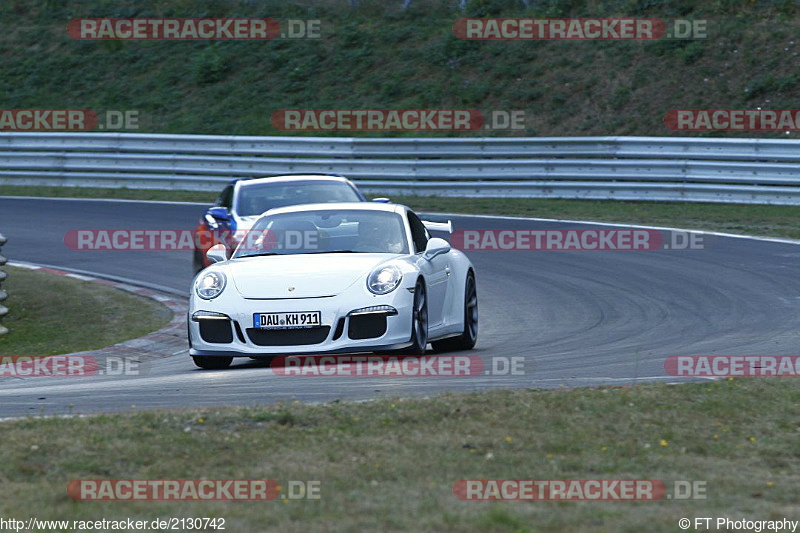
[408,211,450,327]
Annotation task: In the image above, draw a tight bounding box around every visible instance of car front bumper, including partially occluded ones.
[188,287,415,357]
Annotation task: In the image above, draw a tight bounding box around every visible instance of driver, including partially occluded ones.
[244,194,270,217]
[359,216,404,253]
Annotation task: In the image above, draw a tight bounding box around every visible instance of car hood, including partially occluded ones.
[227,253,398,299]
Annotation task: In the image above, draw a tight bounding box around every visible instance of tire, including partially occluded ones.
[397,278,428,355]
[432,270,478,352]
[192,356,233,370]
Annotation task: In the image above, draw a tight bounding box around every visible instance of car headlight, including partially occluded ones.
[196,271,226,300]
[367,265,402,295]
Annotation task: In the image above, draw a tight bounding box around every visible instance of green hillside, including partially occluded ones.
[2,0,799,136]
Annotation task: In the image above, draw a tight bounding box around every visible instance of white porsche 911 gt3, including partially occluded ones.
[188,202,478,369]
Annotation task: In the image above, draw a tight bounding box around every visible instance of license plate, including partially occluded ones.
[253,311,322,330]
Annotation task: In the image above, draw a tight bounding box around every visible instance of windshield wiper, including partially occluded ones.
[305,250,360,254]
[238,252,280,258]
[241,250,363,258]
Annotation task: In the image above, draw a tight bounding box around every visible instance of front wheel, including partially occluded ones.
[432,271,478,352]
[398,279,428,355]
[192,356,233,370]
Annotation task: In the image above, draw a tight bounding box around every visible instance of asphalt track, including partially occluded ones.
[0,197,798,418]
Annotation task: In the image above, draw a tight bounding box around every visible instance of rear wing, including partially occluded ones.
[422,219,453,234]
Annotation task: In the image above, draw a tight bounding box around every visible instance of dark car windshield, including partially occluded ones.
[233,210,409,258]
[235,180,361,217]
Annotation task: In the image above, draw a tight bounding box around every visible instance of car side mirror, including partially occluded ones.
[208,206,230,221]
[371,197,391,203]
[206,244,228,264]
[423,237,450,260]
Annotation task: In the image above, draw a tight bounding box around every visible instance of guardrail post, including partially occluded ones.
[0,233,7,336]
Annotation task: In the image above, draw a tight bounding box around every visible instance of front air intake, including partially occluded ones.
[246,327,331,346]
[199,320,234,344]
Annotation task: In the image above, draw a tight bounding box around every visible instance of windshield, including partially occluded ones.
[235,180,361,217]
[233,210,409,258]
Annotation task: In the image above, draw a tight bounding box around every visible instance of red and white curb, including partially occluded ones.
[6,261,188,364]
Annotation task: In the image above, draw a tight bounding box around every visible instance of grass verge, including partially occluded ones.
[0,266,172,356]
[1,379,797,532]
[3,1,800,138]
[3,185,800,239]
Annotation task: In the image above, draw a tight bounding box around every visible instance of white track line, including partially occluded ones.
[435,212,800,246]
[3,195,797,245]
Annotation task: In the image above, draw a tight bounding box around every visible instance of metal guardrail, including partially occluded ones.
[0,234,7,337]
[1,133,800,204]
